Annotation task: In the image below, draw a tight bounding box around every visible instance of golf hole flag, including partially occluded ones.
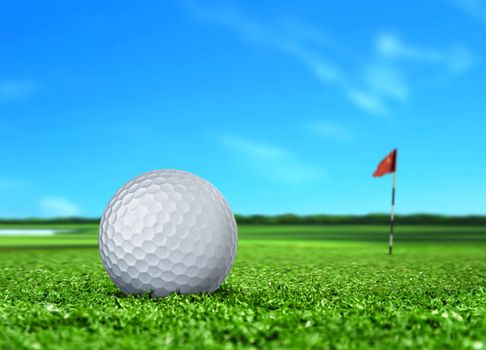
[373,149,398,255]
[373,149,397,177]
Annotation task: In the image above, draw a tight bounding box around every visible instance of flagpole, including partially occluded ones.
[388,170,397,255]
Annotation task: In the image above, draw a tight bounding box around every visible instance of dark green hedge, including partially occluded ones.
[1,214,486,226]
[235,214,486,226]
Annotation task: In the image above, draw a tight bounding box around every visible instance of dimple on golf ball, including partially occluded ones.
[99,169,238,297]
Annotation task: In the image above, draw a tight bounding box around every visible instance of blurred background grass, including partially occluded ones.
[1,215,485,247]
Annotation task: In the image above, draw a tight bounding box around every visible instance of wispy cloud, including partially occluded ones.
[354,33,475,112]
[449,0,486,23]
[182,2,475,116]
[377,33,442,61]
[181,2,356,106]
[306,121,352,141]
[446,47,476,74]
[0,80,40,102]
[220,135,323,184]
[347,89,389,115]
[39,197,81,217]
[363,64,408,102]
[221,136,287,159]
[376,33,475,74]
[0,176,29,191]
[183,2,345,85]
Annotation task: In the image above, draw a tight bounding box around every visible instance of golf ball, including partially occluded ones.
[99,169,238,297]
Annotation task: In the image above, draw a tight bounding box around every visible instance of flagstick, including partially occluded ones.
[389,170,397,255]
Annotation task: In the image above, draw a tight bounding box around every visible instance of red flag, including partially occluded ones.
[373,149,397,177]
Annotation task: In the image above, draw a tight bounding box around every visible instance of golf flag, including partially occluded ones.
[373,149,397,177]
[373,149,398,255]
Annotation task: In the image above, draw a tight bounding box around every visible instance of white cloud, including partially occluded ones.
[449,0,486,22]
[181,2,360,108]
[375,33,475,74]
[364,64,408,102]
[182,2,475,115]
[39,197,81,217]
[282,44,346,84]
[0,176,29,191]
[355,32,475,111]
[347,90,388,115]
[0,80,40,102]
[183,2,345,85]
[220,135,323,184]
[306,121,352,141]
[447,46,476,74]
[376,33,442,61]
[221,136,288,159]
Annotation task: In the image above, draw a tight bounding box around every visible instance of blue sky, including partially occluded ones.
[1,0,485,218]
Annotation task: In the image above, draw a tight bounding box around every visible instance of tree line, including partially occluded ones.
[1,214,486,226]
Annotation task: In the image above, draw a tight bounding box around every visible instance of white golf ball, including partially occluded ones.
[99,169,238,297]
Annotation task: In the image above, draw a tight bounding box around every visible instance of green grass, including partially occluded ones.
[2,224,486,247]
[1,225,486,349]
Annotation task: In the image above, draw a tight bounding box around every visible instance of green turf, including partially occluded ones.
[2,224,486,247]
[1,225,486,349]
